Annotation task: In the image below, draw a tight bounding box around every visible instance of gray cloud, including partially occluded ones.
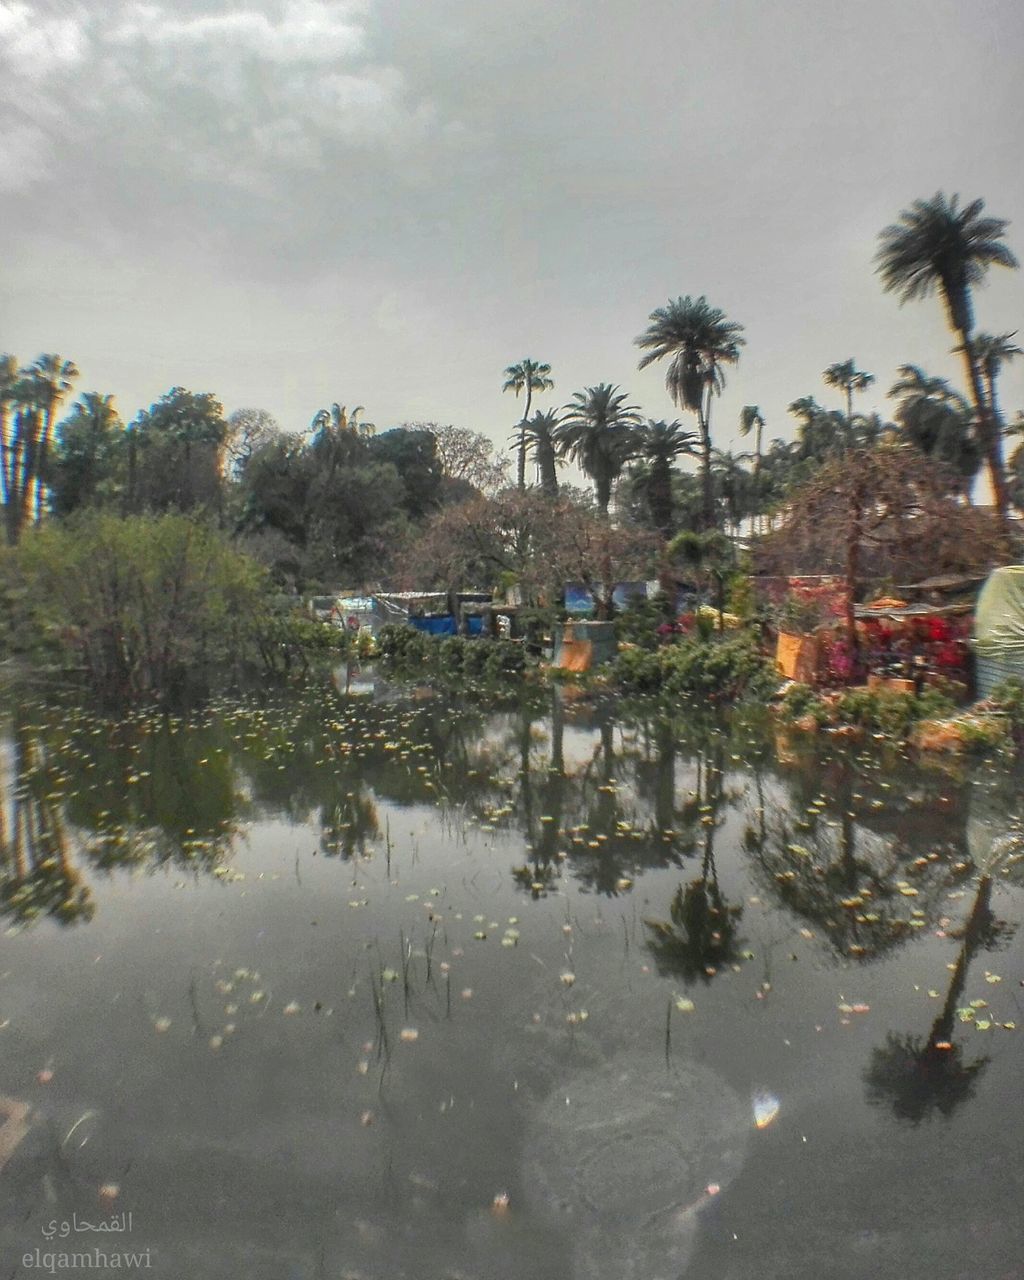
[1,0,1022,462]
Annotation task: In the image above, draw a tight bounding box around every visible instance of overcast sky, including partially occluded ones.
[2,0,1023,470]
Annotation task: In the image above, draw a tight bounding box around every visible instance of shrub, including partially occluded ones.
[10,513,271,702]
[614,631,777,703]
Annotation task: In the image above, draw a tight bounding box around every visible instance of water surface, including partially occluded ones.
[1,672,1022,1279]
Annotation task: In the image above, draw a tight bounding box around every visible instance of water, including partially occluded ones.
[1,671,1023,1279]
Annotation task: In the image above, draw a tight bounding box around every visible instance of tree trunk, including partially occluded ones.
[844,494,861,659]
[517,386,533,491]
[958,330,1009,517]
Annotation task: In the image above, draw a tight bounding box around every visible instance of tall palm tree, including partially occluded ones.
[502,359,554,491]
[29,354,78,522]
[0,354,21,516]
[876,192,1019,516]
[635,296,745,529]
[739,405,766,534]
[519,408,562,497]
[823,359,875,421]
[554,383,642,515]
[887,364,980,496]
[634,419,697,536]
[967,331,1022,436]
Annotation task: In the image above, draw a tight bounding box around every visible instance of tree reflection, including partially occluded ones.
[864,874,1005,1123]
[644,733,745,982]
[0,710,94,925]
[751,755,969,961]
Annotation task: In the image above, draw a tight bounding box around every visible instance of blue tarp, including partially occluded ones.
[466,616,484,636]
[410,615,457,636]
[565,583,595,616]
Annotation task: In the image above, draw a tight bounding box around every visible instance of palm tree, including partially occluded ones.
[668,529,734,628]
[310,403,374,435]
[502,359,554,491]
[888,365,980,496]
[876,192,1019,516]
[823,359,875,421]
[0,354,21,517]
[29,354,78,522]
[519,408,562,497]
[635,296,745,528]
[711,448,753,538]
[738,405,765,470]
[967,331,1022,435]
[48,393,123,515]
[554,383,642,516]
[634,419,697,536]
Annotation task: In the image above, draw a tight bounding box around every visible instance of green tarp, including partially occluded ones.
[974,566,1024,655]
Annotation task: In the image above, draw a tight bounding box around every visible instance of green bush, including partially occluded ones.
[614,631,777,703]
[377,625,528,684]
[9,513,271,701]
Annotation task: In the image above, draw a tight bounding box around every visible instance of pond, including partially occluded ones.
[1,670,1023,1279]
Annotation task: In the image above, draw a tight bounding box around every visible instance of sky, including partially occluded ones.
[2,0,1023,473]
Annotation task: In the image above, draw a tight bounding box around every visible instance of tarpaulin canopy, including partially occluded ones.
[974,566,1024,655]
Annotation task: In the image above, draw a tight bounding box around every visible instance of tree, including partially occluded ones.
[502,359,554,491]
[309,403,374,436]
[47,392,125,516]
[757,444,1014,654]
[711,448,753,538]
[423,423,509,497]
[520,408,562,498]
[399,488,655,613]
[224,408,282,479]
[128,387,228,515]
[28,353,79,522]
[367,427,444,519]
[887,365,980,496]
[967,331,1022,436]
[633,419,697,537]
[739,406,766,533]
[822,359,875,421]
[667,529,734,627]
[555,383,642,516]
[635,296,745,528]
[876,192,1019,516]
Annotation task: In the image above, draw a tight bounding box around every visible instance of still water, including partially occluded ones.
[1,670,1022,1279]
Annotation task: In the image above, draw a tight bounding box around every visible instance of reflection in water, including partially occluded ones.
[0,709,93,925]
[1,675,1023,1280]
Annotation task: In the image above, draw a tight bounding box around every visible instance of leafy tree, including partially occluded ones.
[367,426,444,519]
[668,528,734,626]
[633,419,697,537]
[887,365,980,496]
[128,387,228,515]
[47,392,124,516]
[502,358,554,491]
[757,444,1014,652]
[400,488,655,612]
[822,358,875,420]
[876,192,1019,515]
[224,407,282,479]
[520,408,562,497]
[555,383,642,516]
[11,513,269,702]
[635,296,745,528]
[422,423,509,497]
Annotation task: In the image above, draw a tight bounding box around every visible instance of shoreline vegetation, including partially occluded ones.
[2,191,1022,736]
